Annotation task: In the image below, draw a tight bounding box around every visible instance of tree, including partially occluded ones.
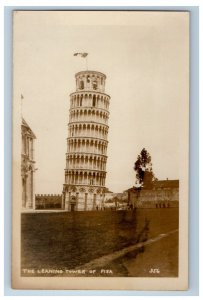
[134,148,156,187]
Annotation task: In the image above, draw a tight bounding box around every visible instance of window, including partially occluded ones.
[93,95,96,107]
[92,80,97,90]
[79,80,84,90]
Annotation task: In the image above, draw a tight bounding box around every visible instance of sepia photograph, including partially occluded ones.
[12,10,189,290]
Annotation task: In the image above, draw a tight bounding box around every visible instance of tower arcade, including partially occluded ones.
[63,70,110,211]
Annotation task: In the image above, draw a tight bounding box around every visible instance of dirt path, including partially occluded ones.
[68,229,178,277]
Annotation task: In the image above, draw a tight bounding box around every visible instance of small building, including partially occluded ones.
[21,118,36,209]
[104,191,128,209]
[127,180,179,209]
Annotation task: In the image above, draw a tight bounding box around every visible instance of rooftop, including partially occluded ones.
[75,70,106,79]
[22,118,36,139]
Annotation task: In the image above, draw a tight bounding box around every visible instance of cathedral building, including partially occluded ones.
[63,70,110,211]
[21,118,36,209]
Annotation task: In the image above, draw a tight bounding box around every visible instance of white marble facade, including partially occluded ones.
[21,118,36,209]
[63,71,110,211]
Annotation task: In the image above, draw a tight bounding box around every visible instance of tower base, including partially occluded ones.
[63,184,106,211]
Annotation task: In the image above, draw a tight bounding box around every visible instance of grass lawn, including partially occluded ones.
[21,208,178,277]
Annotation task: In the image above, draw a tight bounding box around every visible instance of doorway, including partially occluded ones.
[70,196,76,211]
[70,203,75,211]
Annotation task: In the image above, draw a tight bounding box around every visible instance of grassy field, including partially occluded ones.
[21,208,178,277]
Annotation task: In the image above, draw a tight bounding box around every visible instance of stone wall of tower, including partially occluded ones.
[63,70,110,211]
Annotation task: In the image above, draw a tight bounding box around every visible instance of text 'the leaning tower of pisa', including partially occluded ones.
[63,70,110,211]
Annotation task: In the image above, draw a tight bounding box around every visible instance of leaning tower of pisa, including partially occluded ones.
[63,70,110,211]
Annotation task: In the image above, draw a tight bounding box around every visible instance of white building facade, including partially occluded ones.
[21,118,36,209]
[63,70,110,211]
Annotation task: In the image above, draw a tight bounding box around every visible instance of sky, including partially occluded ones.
[13,11,189,193]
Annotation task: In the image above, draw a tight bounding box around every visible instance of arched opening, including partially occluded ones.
[94,141,98,154]
[84,94,88,106]
[87,124,90,136]
[80,95,83,106]
[95,125,98,138]
[100,111,103,122]
[79,124,82,136]
[76,111,79,121]
[97,95,100,108]
[88,110,91,121]
[90,140,93,153]
[84,110,87,121]
[92,110,95,121]
[86,139,89,152]
[92,172,96,185]
[70,196,76,211]
[91,124,94,132]
[85,156,88,168]
[92,80,97,90]
[79,80,84,90]
[76,98,79,108]
[96,173,99,185]
[93,95,96,107]
[93,157,96,169]
[89,156,93,169]
[89,94,92,107]
[81,140,85,152]
[77,139,80,152]
[97,158,100,169]
[84,172,87,184]
[79,172,83,184]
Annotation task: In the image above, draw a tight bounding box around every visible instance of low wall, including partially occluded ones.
[35,194,63,210]
[128,188,179,208]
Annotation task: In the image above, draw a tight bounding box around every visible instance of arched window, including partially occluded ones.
[79,80,84,90]
[92,80,97,90]
[93,95,96,107]
[80,94,83,106]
